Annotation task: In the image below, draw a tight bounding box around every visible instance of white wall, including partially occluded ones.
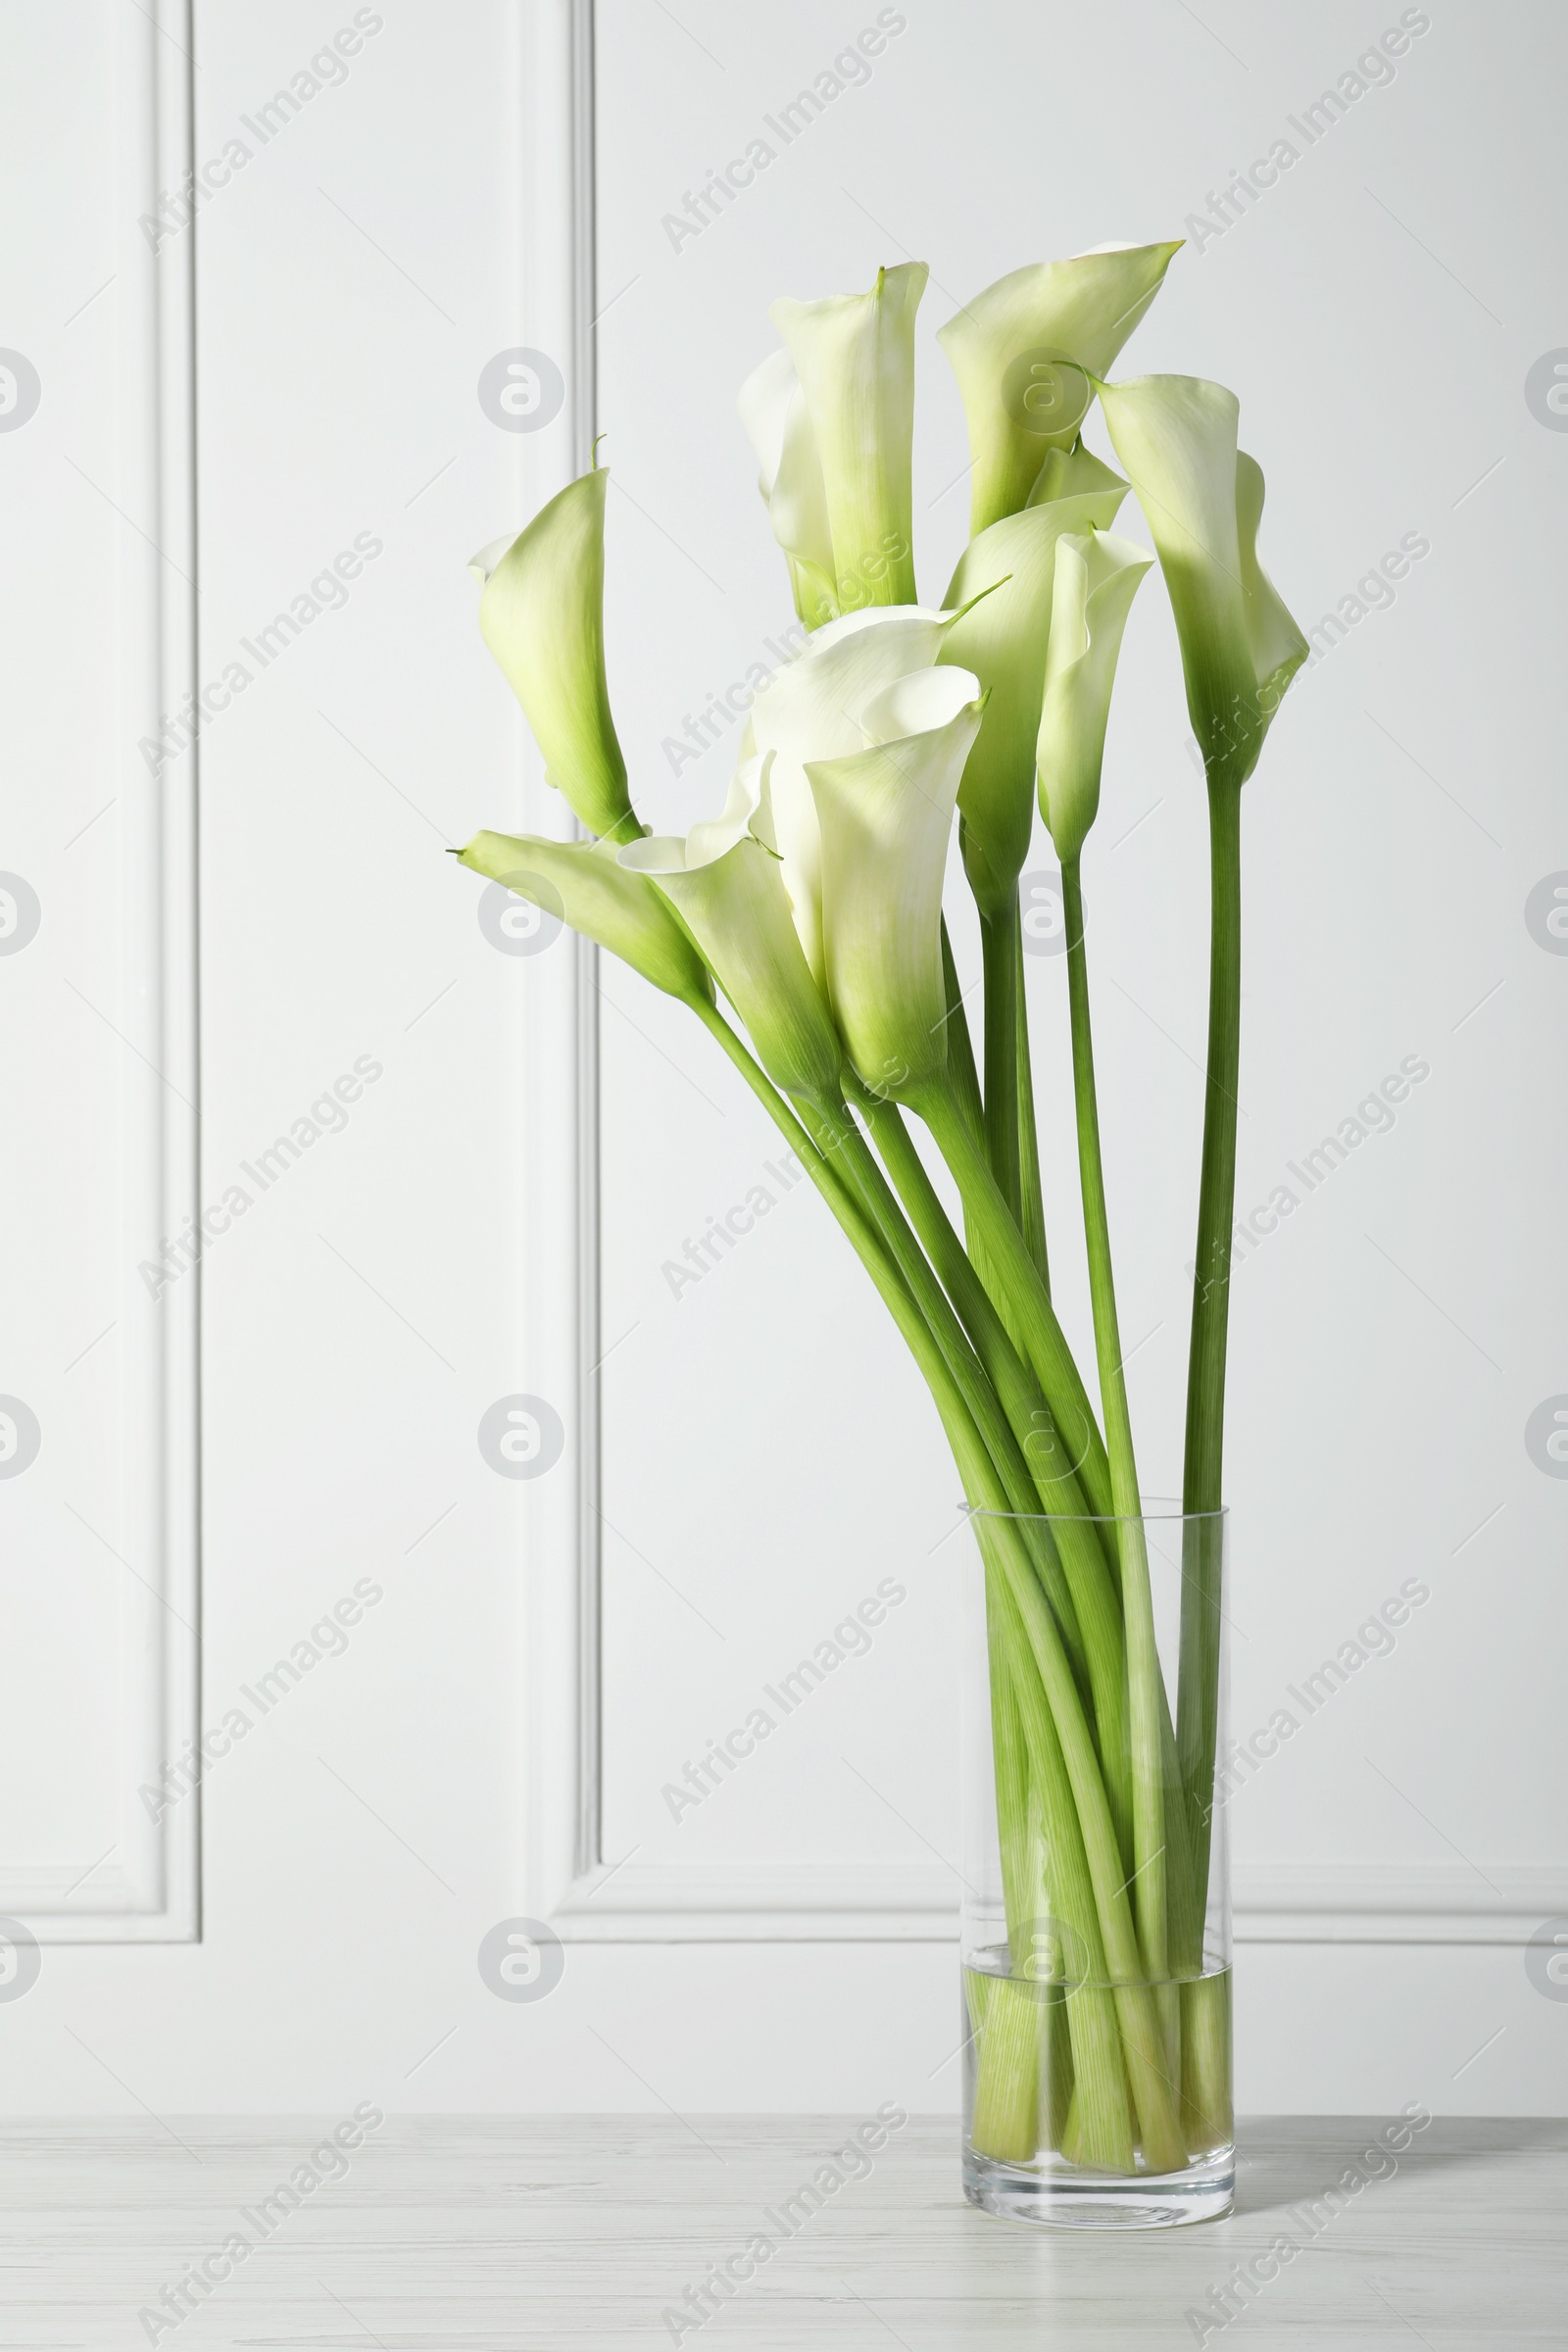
[0,0,1562,2118]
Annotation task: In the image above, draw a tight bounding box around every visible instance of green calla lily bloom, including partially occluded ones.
[737,347,840,631]
[457,830,710,1005]
[619,757,845,1105]
[1037,526,1154,862]
[938,242,1182,535]
[771,262,927,614]
[1094,373,1307,787]
[939,474,1129,914]
[806,667,984,1101]
[469,466,643,846]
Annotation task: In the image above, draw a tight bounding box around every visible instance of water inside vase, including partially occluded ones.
[962,1944,1234,2181]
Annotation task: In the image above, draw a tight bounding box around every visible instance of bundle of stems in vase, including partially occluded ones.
[457,241,1305,2174]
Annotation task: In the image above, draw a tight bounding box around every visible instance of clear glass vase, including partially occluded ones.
[960,1501,1232,2229]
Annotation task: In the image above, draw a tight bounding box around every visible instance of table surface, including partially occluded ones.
[1,2116,1562,2349]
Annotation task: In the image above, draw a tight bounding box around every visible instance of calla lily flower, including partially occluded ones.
[748,603,963,986]
[1025,439,1129,510]
[1037,526,1154,862]
[1094,374,1307,787]
[939,242,1182,534]
[806,668,984,1101]
[771,262,927,614]
[619,757,845,1105]
[468,466,643,846]
[737,347,839,630]
[940,473,1130,913]
[457,830,710,1005]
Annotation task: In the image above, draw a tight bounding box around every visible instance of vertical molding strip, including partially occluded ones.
[517,0,603,1929]
[11,0,200,1942]
[569,0,603,1891]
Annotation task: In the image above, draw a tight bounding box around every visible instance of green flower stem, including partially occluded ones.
[912,1076,1115,1521]
[846,1080,1134,1868]
[1158,1683,1201,1978]
[1013,912,1051,1295]
[990,1617,1043,1946]
[984,1551,1174,2176]
[979,898,1024,1229]
[806,1099,1087,1681]
[972,1509,1185,2174]
[1177,781,1239,1895]
[1044,1978,1076,2151]
[941,916,984,1144]
[982,1553,1131,2172]
[849,1084,1069,1494]
[690,1002,911,1308]
[944,917,1027,1369]
[691,1002,1181,2174]
[945,1495,1142,2173]
[792,1089,889,1237]
[1061,858,1168,2004]
[968,1970,1046,2164]
[689,1008,1056,1656]
[1176,773,1242,2147]
[1179,1971,1233,2156]
[968,1623,1045,2163]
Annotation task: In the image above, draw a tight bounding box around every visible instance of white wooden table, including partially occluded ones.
[1,2117,1560,2347]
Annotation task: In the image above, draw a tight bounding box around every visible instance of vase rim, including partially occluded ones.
[965,1494,1228,1527]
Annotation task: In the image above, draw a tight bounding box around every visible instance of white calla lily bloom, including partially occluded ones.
[1095,373,1306,786]
[620,757,845,1105]
[467,467,643,845]
[939,466,1130,912]
[747,603,964,987]
[806,667,984,1102]
[737,347,838,630]
[771,261,927,613]
[1037,527,1154,862]
[458,831,710,1004]
[939,242,1182,533]
[1025,439,1129,510]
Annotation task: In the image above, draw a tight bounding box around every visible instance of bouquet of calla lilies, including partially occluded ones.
[458,241,1306,2182]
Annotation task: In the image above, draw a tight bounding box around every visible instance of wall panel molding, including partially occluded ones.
[9,0,200,1943]
[526,1,1554,1956]
[1232,1864,1568,1946]
[545,1858,1567,1948]
[519,0,604,1936]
